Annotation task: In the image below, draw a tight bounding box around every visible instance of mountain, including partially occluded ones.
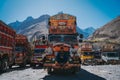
[91,16,120,42]
[20,21,48,41]
[77,26,95,38]
[9,20,21,31]
[9,15,50,33]
[9,14,95,41]
[83,27,95,35]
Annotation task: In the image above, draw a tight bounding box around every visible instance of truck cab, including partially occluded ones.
[81,51,94,65]
[15,46,27,66]
[31,35,48,67]
[14,34,30,67]
[44,34,81,74]
[44,43,81,74]
[31,48,46,67]
[80,43,94,65]
[101,52,119,64]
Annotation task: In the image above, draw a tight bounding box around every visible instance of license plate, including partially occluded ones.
[37,58,42,61]
[16,58,22,60]
[45,60,50,63]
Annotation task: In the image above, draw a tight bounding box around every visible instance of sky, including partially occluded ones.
[0,0,120,29]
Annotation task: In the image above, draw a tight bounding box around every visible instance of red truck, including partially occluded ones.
[0,20,16,71]
[14,34,31,67]
[31,36,48,67]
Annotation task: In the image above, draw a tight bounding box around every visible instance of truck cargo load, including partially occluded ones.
[49,13,76,34]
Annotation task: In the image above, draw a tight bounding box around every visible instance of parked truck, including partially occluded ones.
[14,34,31,67]
[80,43,94,65]
[43,13,83,74]
[31,35,48,67]
[0,20,16,71]
[101,44,120,64]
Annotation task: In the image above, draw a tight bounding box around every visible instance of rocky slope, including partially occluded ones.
[91,16,120,41]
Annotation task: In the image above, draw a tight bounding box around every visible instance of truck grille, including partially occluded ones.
[56,52,69,64]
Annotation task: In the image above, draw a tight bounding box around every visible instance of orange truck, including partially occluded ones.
[0,20,16,71]
[44,13,83,74]
[14,34,31,67]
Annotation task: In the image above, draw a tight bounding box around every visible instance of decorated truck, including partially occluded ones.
[80,43,94,65]
[31,35,48,67]
[0,20,16,71]
[101,44,120,64]
[14,34,31,67]
[43,13,83,74]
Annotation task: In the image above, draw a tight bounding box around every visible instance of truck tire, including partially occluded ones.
[9,65,13,69]
[0,60,2,71]
[47,68,52,74]
[30,63,36,68]
[71,69,76,74]
[39,63,43,67]
[20,61,26,68]
[1,59,9,71]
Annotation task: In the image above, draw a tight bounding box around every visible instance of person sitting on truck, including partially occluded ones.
[42,36,47,44]
[44,44,53,55]
[70,45,79,57]
[70,45,81,63]
[42,44,53,62]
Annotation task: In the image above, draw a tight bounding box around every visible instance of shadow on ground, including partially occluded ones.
[41,69,106,80]
[0,65,44,75]
[0,65,31,75]
[31,65,43,69]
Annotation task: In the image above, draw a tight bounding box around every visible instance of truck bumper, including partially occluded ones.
[107,60,120,64]
[44,63,81,69]
[31,60,43,64]
[15,58,24,64]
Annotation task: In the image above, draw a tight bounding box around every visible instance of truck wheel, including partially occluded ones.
[71,68,76,74]
[9,65,12,69]
[30,63,36,68]
[2,59,9,71]
[20,62,26,68]
[48,68,52,74]
[0,60,2,70]
[39,63,43,67]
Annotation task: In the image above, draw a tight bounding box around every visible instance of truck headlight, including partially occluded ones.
[52,58,55,61]
[69,58,72,62]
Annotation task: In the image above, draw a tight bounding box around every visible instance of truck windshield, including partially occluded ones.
[49,35,77,44]
[64,35,77,42]
[107,52,118,57]
[49,36,61,42]
[83,52,93,56]
[34,49,45,53]
[15,47,25,52]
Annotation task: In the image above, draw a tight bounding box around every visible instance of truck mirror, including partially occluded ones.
[48,21,51,26]
[79,39,83,42]
[42,36,45,40]
[79,34,83,38]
